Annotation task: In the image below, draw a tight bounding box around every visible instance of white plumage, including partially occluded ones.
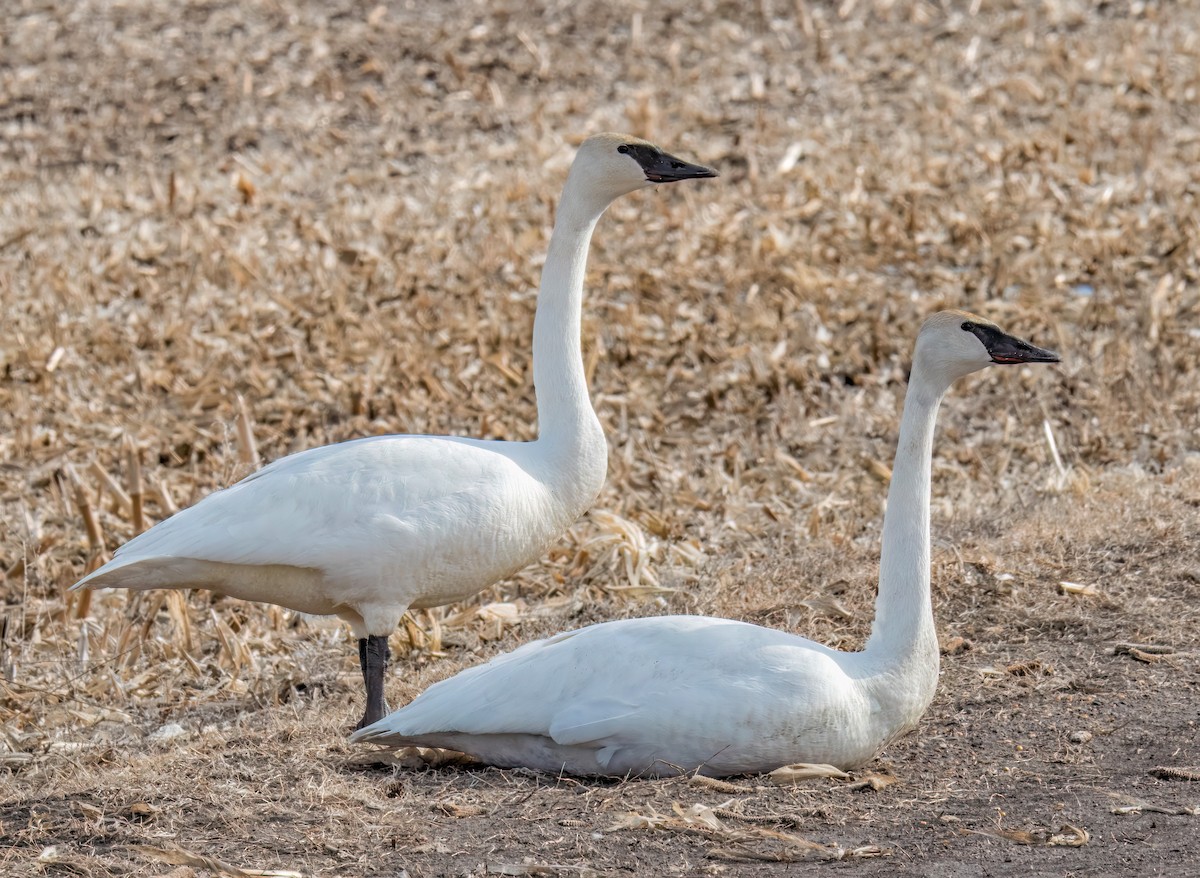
[351,310,1060,775]
[72,133,717,729]
[76,437,569,625]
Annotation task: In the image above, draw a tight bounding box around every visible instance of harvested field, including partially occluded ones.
[2,0,1199,875]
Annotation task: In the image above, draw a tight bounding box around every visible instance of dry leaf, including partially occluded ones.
[964,824,1089,847]
[1005,660,1052,677]
[1114,642,1176,657]
[940,636,973,655]
[767,763,850,784]
[435,802,486,818]
[1127,648,1165,664]
[133,844,304,877]
[672,801,726,830]
[235,174,256,205]
[605,811,669,832]
[847,771,897,792]
[1058,581,1099,597]
[74,802,103,820]
[1049,824,1090,847]
[864,457,892,483]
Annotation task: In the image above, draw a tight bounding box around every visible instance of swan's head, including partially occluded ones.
[567,133,718,205]
[915,309,1060,384]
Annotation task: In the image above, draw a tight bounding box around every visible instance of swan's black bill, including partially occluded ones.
[619,143,719,183]
[965,322,1060,365]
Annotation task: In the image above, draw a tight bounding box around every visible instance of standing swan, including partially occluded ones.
[72,134,718,730]
[352,311,1060,775]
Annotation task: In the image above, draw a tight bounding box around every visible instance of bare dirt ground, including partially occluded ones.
[2,0,1198,875]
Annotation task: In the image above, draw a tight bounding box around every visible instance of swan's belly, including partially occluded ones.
[406,546,550,609]
[214,567,343,616]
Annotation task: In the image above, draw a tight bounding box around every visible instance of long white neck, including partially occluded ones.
[862,360,950,695]
[529,172,609,497]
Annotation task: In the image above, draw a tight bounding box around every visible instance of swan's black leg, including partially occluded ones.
[356,634,391,730]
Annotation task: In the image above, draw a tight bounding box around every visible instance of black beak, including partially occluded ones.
[643,150,719,183]
[621,143,718,183]
[969,324,1060,365]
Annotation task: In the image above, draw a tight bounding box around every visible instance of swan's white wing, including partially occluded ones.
[74,435,540,594]
[547,698,641,746]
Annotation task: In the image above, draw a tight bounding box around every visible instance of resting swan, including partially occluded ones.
[351,311,1060,776]
[71,133,718,730]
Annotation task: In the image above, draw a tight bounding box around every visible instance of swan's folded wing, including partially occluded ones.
[352,618,739,748]
[74,435,526,587]
[546,698,641,746]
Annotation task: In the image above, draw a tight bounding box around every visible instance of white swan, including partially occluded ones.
[351,311,1060,775]
[71,133,718,729]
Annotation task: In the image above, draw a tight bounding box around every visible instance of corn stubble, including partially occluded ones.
[2,0,1199,873]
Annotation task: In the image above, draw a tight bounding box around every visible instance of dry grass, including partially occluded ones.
[2,0,1199,875]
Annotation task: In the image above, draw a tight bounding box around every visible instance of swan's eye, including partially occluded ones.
[617,144,630,155]
[961,321,976,332]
